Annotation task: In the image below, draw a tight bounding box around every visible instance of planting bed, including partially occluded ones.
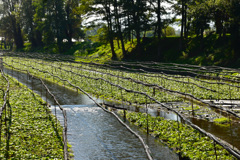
[2,52,240,159]
[0,70,64,159]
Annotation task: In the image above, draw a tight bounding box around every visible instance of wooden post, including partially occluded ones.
[31,75,33,91]
[146,96,149,134]
[52,65,54,82]
[117,71,120,85]
[71,66,73,81]
[63,110,68,160]
[213,141,218,160]
[191,100,194,117]
[0,58,3,70]
[229,113,234,149]
[46,89,48,104]
[123,109,126,122]
[11,60,13,80]
[229,85,232,105]
[0,116,2,148]
[55,102,57,130]
[121,88,124,120]
[137,75,139,99]
[177,115,181,158]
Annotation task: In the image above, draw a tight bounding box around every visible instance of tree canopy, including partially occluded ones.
[0,0,239,62]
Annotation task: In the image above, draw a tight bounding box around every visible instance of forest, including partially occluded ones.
[0,0,240,66]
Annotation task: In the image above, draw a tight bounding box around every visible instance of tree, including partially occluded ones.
[21,0,43,48]
[92,0,117,59]
[149,0,169,59]
[1,0,24,49]
[122,0,151,55]
[65,0,84,46]
[229,0,240,58]
[113,0,126,56]
[162,26,176,36]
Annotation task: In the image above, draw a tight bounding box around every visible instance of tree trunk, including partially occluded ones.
[215,10,223,38]
[11,16,24,50]
[130,0,141,56]
[180,0,185,51]
[180,0,185,39]
[105,0,117,60]
[136,16,141,55]
[66,2,73,47]
[184,4,187,39]
[114,0,126,56]
[36,30,43,47]
[127,15,131,41]
[231,23,240,60]
[157,0,162,60]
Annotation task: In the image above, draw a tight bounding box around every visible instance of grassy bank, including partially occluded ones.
[19,34,240,67]
[0,72,65,159]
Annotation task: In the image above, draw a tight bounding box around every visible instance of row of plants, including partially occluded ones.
[6,52,240,99]
[7,56,240,120]
[4,57,235,126]
[7,51,240,85]
[0,73,65,159]
[119,111,235,159]
[33,56,240,101]
[4,57,181,103]
[2,55,240,159]
[3,57,237,122]
[107,60,240,83]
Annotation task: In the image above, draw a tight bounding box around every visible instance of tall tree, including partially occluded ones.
[65,0,83,46]
[94,0,117,59]
[230,0,240,58]
[113,0,126,56]
[2,0,24,49]
[124,0,150,55]
[21,0,44,48]
[149,0,166,59]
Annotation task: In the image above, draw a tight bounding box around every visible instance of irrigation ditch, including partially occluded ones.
[1,52,240,159]
[3,67,180,159]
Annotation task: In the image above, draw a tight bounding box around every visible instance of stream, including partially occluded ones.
[3,68,179,159]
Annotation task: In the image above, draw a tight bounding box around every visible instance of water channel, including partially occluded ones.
[3,66,240,158]
[4,68,179,159]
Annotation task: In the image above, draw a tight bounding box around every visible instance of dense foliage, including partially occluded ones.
[0,0,240,65]
[120,111,235,159]
[0,73,64,159]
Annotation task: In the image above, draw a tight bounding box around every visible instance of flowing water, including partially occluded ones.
[3,68,179,160]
